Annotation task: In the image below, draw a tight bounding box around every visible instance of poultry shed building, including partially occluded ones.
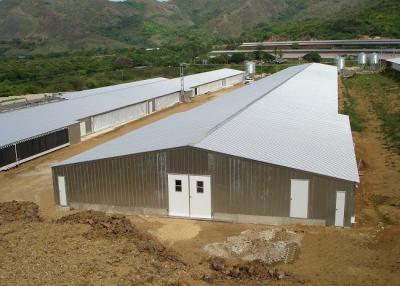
[0,69,244,171]
[52,64,359,227]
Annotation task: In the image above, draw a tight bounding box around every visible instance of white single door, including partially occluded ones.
[80,122,86,137]
[290,179,309,218]
[168,174,189,217]
[335,191,346,227]
[58,176,67,206]
[189,175,211,219]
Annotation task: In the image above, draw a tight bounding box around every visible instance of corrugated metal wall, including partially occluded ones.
[53,151,168,209]
[53,146,355,226]
[206,150,354,226]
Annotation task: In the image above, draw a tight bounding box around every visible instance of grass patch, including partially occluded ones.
[342,73,400,154]
[373,102,400,152]
[341,78,366,132]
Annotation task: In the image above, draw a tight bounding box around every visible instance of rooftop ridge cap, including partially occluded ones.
[190,63,312,147]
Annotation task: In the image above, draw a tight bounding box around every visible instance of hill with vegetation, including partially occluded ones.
[247,0,400,41]
[0,0,399,57]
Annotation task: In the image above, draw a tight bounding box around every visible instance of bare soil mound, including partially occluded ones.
[206,257,295,284]
[56,210,135,239]
[0,200,42,224]
[56,210,184,264]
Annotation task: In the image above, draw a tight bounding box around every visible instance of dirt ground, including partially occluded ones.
[0,78,400,286]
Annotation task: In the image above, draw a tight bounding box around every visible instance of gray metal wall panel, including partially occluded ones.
[52,146,355,226]
[206,150,354,226]
[52,151,168,209]
[167,147,209,175]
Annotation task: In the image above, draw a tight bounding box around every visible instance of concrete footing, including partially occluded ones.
[68,202,168,216]
[66,203,326,226]
[213,212,326,226]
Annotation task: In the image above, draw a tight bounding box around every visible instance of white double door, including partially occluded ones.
[168,174,211,219]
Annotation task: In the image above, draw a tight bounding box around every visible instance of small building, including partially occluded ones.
[386,57,400,72]
[52,63,359,227]
[0,69,244,171]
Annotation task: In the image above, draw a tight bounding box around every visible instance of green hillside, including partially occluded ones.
[247,0,400,41]
[0,0,398,56]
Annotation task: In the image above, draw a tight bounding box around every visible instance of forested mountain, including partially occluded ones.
[0,0,398,56]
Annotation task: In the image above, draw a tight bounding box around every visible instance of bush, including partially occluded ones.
[303,52,321,63]
[230,53,246,64]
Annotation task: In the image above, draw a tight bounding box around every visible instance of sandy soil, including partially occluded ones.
[0,79,400,285]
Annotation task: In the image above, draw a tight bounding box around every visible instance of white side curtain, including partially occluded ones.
[226,74,244,86]
[197,80,223,95]
[92,102,147,132]
[155,92,181,111]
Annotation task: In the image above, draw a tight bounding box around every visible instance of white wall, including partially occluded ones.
[197,80,223,95]
[226,74,244,86]
[194,74,244,96]
[92,102,147,132]
[155,92,181,111]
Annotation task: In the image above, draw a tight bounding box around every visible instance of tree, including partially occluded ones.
[230,53,246,64]
[254,50,262,61]
[303,52,321,63]
[113,57,134,70]
[262,52,275,62]
[291,43,300,49]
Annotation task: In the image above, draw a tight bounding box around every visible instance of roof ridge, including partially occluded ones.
[190,64,312,147]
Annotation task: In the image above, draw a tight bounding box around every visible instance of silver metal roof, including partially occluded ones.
[57,63,359,183]
[61,78,168,100]
[0,68,243,147]
[386,57,400,65]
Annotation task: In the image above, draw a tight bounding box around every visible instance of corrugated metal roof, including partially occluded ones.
[61,78,168,100]
[0,68,243,147]
[386,57,400,65]
[57,64,359,182]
